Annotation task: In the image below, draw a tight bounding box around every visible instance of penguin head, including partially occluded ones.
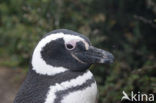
[31,29,114,75]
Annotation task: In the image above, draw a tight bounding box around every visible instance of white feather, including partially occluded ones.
[45,70,97,103]
[61,83,97,103]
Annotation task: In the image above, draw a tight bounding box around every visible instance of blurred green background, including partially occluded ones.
[0,0,156,103]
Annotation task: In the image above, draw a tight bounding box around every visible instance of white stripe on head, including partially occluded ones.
[32,32,89,75]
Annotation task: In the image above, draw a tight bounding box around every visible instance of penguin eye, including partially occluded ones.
[65,44,75,50]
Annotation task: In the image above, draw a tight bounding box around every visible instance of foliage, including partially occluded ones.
[0,0,156,102]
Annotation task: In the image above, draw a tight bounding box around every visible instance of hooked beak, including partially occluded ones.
[75,46,114,64]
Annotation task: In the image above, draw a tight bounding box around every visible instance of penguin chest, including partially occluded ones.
[44,71,98,103]
[45,82,97,103]
[61,82,97,103]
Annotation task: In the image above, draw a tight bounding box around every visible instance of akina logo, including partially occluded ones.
[121,91,155,102]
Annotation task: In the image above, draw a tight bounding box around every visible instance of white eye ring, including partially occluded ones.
[65,43,75,50]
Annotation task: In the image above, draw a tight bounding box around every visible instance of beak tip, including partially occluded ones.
[109,54,114,62]
[108,54,114,63]
[109,59,114,64]
[100,53,114,64]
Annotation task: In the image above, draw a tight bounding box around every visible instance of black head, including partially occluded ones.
[31,29,114,75]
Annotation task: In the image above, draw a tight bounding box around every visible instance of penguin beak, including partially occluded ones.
[75,46,114,64]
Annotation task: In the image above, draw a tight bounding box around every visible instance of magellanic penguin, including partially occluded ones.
[14,29,114,103]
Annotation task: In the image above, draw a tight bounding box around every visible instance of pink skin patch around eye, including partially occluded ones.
[65,40,78,50]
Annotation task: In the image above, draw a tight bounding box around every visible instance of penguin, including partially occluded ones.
[13,29,114,103]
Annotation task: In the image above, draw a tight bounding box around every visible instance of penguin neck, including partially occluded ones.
[14,67,94,103]
[28,67,91,85]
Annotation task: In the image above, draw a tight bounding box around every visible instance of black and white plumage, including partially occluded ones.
[14,29,114,103]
